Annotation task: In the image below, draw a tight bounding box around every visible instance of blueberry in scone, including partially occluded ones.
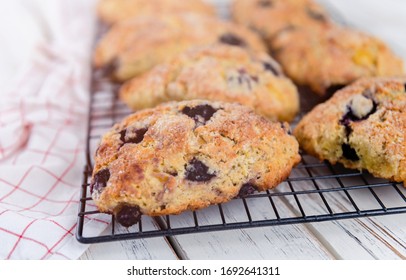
[97,0,216,24]
[93,13,267,82]
[120,44,299,122]
[91,100,301,227]
[294,77,406,184]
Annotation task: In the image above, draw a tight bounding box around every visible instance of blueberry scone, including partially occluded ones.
[98,0,216,24]
[120,44,299,122]
[272,26,404,95]
[231,0,332,41]
[93,13,267,82]
[90,100,301,227]
[294,77,406,184]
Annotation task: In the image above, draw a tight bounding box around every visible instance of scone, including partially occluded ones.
[272,26,404,95]
[120,44,299,122]
[90,100,301,227]
[93,13,267,82]
[231,0,332,41]
[294,77,406,184]
[98,0,216,24]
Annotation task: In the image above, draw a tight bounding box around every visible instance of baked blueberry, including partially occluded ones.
[306,8,327,22]
[341,95,377,123]
[120,127,148,144]
[116,205,142,227]
[185,158,216,182]
[227,68,259,91]
[90,169,110,194]
[182,105,218,125]
[342,144,359,161]
[263,62,280,76]
[219,33,247,47]
[258,0,272,7]
[238,183,257,198]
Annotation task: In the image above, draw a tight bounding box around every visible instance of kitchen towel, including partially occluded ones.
[0,0,110,259]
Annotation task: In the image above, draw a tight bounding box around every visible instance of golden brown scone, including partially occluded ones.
[231,0,332,41]
[97,0,216,24]
[294,77,406,184]
[272,26,404,95]
[93,13,267,82]
[120,44,299,122]
[90,100,301,227]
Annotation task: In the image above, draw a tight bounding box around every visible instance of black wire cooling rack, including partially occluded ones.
[76,71,406,244]
[76,2,406,244]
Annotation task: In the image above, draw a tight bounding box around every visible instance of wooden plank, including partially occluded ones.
[166,159,405,260]
[278,159,406,259]
[80,224,178,260]
[303,216,406,260]
[166,198,335,260]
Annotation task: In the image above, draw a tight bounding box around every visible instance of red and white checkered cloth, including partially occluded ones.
[0,0,109,259]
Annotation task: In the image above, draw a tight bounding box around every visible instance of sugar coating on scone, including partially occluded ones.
[231,0,332,40]
[98,0,216,24]
[119,44,299,122]
[93,13,267,82]
[294,77,406,184]
[272,26,404,95]
[91,100,301,227]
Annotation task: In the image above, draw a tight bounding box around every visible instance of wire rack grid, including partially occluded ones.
[76,1,406,244]
[76,71,406,244]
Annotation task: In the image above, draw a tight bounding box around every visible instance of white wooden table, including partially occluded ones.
[80,0,406,260]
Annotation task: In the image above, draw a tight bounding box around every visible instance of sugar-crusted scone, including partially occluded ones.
[97,0,216,24]
[294,77,406,184]
[231,0,332,41]
[93,13,267,82]
[120,45,299,122]
[272,26,404,95]
[90,100,301,227]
